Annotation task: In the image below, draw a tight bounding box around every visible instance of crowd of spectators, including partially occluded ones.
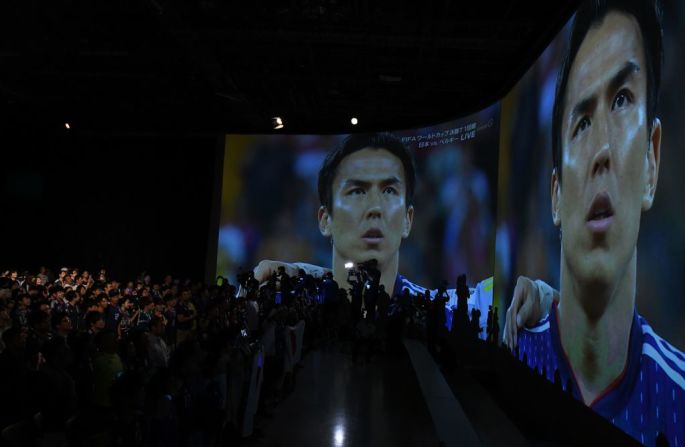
[0,266,314,446]
[0,265,484,446]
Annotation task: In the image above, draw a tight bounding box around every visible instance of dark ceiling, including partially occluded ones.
[1,0,580,135]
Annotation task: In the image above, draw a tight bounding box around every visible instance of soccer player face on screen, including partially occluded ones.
[551,11,661,306]
[318,147,414,274]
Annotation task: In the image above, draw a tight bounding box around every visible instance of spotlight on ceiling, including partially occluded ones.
[350,117,358,125]
[65,123,71,129]
[272,116,284,130]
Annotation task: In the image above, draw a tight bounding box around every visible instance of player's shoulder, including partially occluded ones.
[516,312,555,371]
[517,313,553,357]
[521,313,551,335]
[638,314,685,392]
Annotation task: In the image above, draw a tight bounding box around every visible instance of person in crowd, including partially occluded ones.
[52,311,73,341]
[148,316,170,369]
[163,293,178,348]
[49,285,68,314]
[85,310,106,336]
[0,326,32,430]
[176,288,197,344]
[134,296,155,331]
[54,268,69,287]
[104,289,123,332]
[92,330,123,408]
[11,293,31,328]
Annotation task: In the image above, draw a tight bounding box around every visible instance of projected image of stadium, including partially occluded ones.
[496,0,684,444]
[217,107,499,334]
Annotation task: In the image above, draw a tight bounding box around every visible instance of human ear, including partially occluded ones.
[318,206,332,237]
[402,205,414,238]
[642,118,661,211]
[551,168,561,227]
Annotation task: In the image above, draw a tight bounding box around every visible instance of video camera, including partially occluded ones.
[345,259,380,289]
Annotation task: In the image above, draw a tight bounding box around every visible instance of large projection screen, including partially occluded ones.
[496,1,684,445]
[217,107,499,307]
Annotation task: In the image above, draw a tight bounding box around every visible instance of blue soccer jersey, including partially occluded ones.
[394,274,493,339]
[518,302,685,446]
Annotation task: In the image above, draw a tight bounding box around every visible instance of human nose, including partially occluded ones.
[365,189,383,219]
[589,117,611,178]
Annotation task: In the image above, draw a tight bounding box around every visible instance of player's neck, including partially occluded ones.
[331,253,398,296]
[557,250,636,406]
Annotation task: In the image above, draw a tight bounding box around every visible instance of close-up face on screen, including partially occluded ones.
[217,106,499,292]
[496,0,684,444]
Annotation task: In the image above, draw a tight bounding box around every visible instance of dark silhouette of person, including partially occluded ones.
[486,305,494,343]
[377,284,390,320]
[455,274,470,332]
[276,266,292,305]
[361,260,380,322]
[399,287,411,310]
[554,369,562,389]
[492,307,500,345]
[469,308,482,340]
[321,271,339,304]
[420,289,430,312]
[349,271,363,326]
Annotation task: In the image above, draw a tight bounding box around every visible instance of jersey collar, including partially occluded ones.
[550,301,643,416]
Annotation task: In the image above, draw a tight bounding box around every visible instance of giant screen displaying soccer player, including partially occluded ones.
[217,107,499,334]
[496,0,684,445]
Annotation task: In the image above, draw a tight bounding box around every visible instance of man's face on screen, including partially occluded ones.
[321,147,414,269]
[555,12,660,290]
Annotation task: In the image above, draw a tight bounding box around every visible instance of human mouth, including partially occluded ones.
[586,192,614,233]
[362,228,384,244]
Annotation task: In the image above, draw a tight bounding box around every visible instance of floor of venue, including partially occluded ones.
[248,342,444,447]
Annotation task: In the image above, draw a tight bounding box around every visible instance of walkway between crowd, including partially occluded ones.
[251,343,441,447]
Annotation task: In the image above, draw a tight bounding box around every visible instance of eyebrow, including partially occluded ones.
[570,61,640,124]
[608,61,640,97]
[341,176,402,189]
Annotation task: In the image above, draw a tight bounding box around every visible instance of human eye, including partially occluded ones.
[383,186,398,195]
[573,117,591,138]
[347,187,365,196]
[611,89,633,111]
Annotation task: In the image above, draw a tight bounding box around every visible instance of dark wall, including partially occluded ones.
[1,131,220,282]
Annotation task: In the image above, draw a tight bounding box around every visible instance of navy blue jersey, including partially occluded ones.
[394,274,493,339]
[518,302,685,446]
[104,304,122,331]
[136,311,152,330]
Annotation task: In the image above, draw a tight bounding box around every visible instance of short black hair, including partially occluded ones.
[85,310,103,327]
[552,0,663,182]
[150,316,165,328]
[52,311,70,328]
[29,310,50,327]
[317,133,416,215]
